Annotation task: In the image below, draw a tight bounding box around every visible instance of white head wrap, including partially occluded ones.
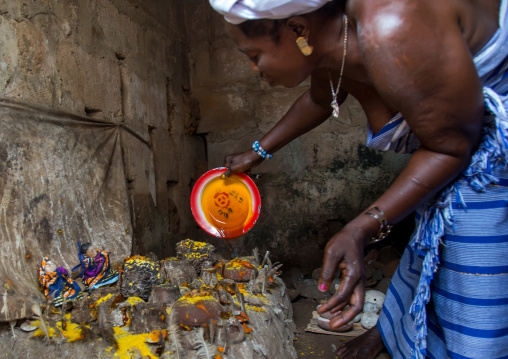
[209,0,334,24]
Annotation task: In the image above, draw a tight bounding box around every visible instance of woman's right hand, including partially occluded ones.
[223,149,263,177]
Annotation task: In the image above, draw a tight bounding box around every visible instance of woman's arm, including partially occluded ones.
[317,1,485,329]
[224,71,348,176]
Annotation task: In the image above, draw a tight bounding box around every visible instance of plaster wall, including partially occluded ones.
[185,2,411,271]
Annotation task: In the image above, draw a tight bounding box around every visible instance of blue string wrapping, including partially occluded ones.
[408,87,508,359]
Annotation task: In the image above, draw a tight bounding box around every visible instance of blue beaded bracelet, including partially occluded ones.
[252,140,273,159]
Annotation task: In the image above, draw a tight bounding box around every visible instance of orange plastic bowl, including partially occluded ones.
[191,168,261,239]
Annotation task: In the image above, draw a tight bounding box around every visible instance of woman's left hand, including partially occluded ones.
[316,222,372,330]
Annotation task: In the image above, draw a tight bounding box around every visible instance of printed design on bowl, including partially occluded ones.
[214,190,246,220]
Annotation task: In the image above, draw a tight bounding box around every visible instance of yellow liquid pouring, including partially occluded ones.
[201,175,252,231]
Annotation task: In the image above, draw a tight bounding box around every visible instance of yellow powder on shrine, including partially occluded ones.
[125,297,145,306]
[113,327,156,359]
[33,314,86,342]
[33,322,56,338]
[95,293,113,306]
[56,316,85,342]
[201,175,252,230]
[179,293,216,305]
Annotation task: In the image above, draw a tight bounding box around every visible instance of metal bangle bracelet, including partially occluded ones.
[365,206,393,244]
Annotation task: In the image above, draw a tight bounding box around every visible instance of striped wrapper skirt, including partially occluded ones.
[379,168,508,359]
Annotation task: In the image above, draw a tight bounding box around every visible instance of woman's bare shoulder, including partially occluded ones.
[348,0,499,53]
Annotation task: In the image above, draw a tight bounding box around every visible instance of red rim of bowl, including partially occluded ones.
[191,167,261,239]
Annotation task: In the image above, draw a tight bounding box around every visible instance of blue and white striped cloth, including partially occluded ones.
[369,1,508,357]
[366,113,421,154]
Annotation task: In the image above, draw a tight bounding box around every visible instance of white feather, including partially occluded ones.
[168,308,183,359]
[32,302,50,343]
[194,327,217,359]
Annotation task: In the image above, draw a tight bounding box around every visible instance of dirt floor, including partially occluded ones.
[291,297,391,359]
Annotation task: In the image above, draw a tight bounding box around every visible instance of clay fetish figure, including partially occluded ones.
[38,257,81,306]
[77,242,119,290]
[209,0,508,358]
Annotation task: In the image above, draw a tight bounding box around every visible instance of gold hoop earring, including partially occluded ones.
[296,37,313,56]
